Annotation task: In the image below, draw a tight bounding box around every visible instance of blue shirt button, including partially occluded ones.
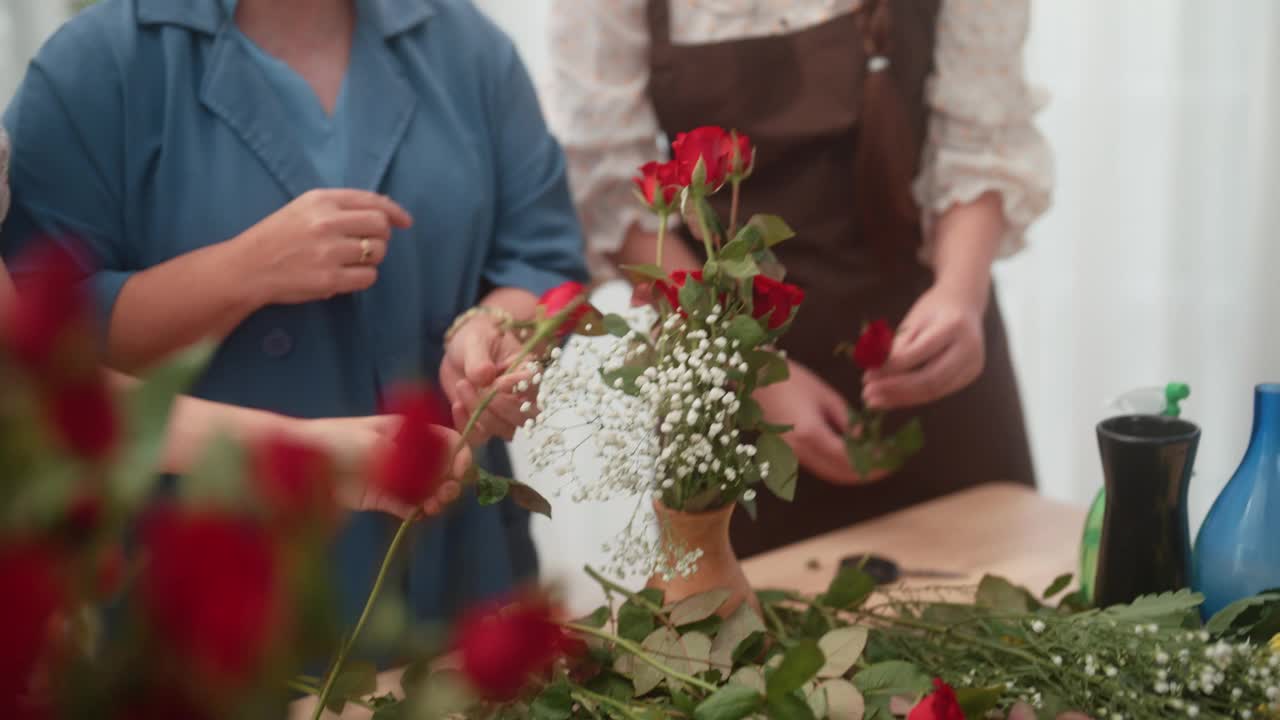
[262,328,293,358]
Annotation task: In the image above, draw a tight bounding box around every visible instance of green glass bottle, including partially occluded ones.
[1080,382,1190,603]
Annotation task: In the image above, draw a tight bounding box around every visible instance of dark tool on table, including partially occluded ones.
[840,553,969,585]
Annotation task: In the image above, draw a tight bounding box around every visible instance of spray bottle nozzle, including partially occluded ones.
[1163,382,1191,417]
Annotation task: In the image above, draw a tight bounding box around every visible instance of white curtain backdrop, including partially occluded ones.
[2,1,1276,613]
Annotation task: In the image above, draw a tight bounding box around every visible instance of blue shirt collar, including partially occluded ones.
[137,0,434,38]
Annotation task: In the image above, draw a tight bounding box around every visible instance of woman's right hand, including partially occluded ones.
[755,360,888,486]
[232,189,413,306]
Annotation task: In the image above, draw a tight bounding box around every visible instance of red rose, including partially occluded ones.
[140,509,280,687]
[538,281,595,338]
[0,541,64,713]
[908,678,965,720]
[43,375,118,461]
[250,431,338,530]
[455,595,572,701]
[371,385,452,507]
[113,690,211,720]
[852,319,895,371]
[672,126,733,193]
[751,276,804,330]
[3,240,94,376]
[633,161,681,213]
[727,132,755,179]
[94,544,127,600]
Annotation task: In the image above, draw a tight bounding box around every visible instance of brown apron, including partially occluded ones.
[645,0,1036,558]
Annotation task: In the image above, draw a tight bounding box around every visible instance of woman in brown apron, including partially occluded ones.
[547,0,1052,556]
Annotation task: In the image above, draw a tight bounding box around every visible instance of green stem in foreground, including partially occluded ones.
[310,309,574,719]
[572,687,646,720]
[585,565,665,618]
[566,622,719,694]
[692,195,717,260]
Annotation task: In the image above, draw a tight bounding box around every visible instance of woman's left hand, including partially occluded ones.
[440,314,537,443]
[861,284,986,410]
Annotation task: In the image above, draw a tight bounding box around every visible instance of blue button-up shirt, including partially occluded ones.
[2,0,587,629]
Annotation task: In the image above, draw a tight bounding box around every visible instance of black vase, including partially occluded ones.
[1094,415,1200,607]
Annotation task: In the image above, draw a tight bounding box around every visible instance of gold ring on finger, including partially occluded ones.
[358,237,374,264]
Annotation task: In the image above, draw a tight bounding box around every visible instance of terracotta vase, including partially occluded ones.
[648,500,761,618]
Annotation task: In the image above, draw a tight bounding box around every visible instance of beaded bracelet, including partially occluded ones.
[444,305,515,344]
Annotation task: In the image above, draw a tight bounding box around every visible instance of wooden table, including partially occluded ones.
[743,483,1087,597]
[293,483,1085,718]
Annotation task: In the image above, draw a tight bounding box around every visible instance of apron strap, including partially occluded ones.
[646,0,673,51]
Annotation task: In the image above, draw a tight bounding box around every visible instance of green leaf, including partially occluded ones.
[634,627,682,696]
[679,276,710,316]
[694,684,763,720]
[819,679,867,720]
[852,662,930,720]
[586,671,635,701]
[754,350,790,387]
[398,660,430,694]
[975,575,1039,613]
[1206,592,1280,636]
[575,606,611,630]
[890,418,924,457]
[111,343,215,507]
[955,686,1003,719]
[618,594,659,643]
[679,613,723,637]
[371,703,404,720]
[1098,588,1203,626]
[757,433,798,502]
[747,214,796,248]
[766,692,818,720]
[721,254,761,280]
[738,397,764,430]
[601,365,645,396]
[603,313,633,338]
[726,315,766,351]
[766,640,824,702]
[475,467,511,506]
[622,263,670,282]
[1042,573,1074,600]
[509,481,552,519]
[325,661,378,713]
[823,568,876,611]
[817,627,869,679]
[711,603,767,669]
[669,589,732,626]
[729,666,766,693]
[676,631,714,675]
[531,681,575,720]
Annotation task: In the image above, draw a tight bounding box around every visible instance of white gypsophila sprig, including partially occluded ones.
[521,298,765,580]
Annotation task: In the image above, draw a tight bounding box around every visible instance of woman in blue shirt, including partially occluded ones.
[2,0,588,626]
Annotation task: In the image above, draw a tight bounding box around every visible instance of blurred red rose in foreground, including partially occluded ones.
[251,431,338,531]
[908,678,965,720]
[371,385,453,507]
[140,509,280,688]
[0,541,65,716]
[852,319,894,371]
[455,594,578,701]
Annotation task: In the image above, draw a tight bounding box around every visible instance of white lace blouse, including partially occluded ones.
[545,0,1053,270]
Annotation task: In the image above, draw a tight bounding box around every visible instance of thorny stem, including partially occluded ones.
[585,565,666,618]
[572,687,646,720]
[728,179,742,239]
[655,210,669,269]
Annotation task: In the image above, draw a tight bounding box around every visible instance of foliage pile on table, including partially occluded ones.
[379,568,1280,720]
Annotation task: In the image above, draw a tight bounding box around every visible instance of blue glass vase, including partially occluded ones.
[1193,384,1280,619]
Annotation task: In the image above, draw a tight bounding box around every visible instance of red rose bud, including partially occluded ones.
[633,160,681,213]
[3,239,93,375]
[44,375,118,461]
[455,595,572,701]
[907,678,965,720]
[538,281,596,338]
[728,132,755,180]
[140,509,280,687]
[672,126,732,194]
[251,431,338,531]
[371,385,452,507]
[0,541,65,714]
[852,319,894,371]
[751,275,804,330]
[656,269,702,314]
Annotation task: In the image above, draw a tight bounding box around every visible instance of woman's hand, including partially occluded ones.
[232,188,412,306]
[861,283,985,410]
[299,417,470,519]
[756,360,886,486]
[440,313,537,444]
